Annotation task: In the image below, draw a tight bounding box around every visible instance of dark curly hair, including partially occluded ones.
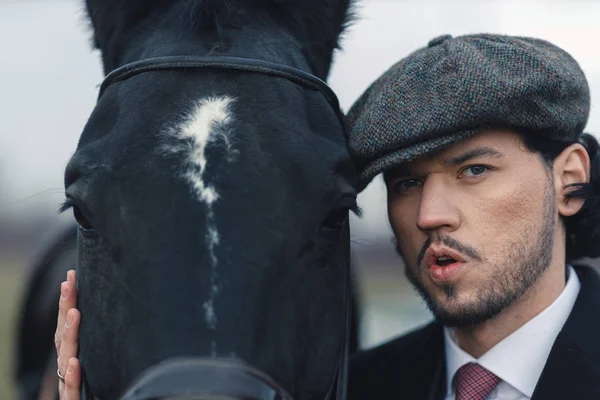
[519,131,600,262]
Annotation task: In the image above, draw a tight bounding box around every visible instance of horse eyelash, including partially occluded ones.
[58,199,74,214]
[350,204,363,218]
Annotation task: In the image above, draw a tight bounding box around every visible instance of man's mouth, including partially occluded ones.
[435,256,456,267]
[424,247,467,283]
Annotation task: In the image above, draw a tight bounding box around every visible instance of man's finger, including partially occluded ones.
[64,357,82,400]
[67,269,76,286]
[55,272,77,355]
[58,308,80,383]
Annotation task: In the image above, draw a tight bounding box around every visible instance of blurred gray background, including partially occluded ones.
[1,0,600,397]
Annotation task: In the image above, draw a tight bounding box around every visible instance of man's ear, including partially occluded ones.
[553,143,590,217]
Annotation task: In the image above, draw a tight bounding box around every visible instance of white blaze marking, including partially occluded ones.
[171,95,236,339]
[179,95,235,207]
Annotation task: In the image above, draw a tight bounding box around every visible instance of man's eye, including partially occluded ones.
[461,165,489,177]
[392,178,422,193]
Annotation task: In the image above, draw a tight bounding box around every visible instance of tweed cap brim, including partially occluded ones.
[360,128,482,184]
[346,33,590,192]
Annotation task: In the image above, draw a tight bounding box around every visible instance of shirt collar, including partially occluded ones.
[444,264,581,397]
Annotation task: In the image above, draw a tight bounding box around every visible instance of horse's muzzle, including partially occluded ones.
[118,357,294,400]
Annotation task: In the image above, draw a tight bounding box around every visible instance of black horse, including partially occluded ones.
[15,1,361,399]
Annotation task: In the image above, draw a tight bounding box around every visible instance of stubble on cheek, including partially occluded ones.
[475,175,543,261]
[391,226,424,283]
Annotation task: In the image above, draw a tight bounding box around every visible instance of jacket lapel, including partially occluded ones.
[427,353,447,400]
[407,322,447,400]
[531,264,600,399]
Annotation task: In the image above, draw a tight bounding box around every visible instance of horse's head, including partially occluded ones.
[64,1,357,399]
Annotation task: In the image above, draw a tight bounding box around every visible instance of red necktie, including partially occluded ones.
[454,362,501,400]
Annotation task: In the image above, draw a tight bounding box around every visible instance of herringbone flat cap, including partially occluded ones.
[346,33,590,191]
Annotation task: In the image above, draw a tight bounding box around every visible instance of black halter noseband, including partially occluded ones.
[81,56,351,400]
[98,55,347,135]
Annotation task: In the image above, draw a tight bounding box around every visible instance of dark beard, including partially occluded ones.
[398,181,557,328]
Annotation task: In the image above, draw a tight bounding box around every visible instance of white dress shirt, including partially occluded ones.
[443,265,581,400]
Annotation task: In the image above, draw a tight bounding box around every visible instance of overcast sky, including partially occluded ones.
[1,0,599,242]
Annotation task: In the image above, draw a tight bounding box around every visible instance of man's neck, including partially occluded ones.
[449,262,567,358]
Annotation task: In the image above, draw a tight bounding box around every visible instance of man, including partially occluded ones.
[346,33,600,399]
[54,33,600,400]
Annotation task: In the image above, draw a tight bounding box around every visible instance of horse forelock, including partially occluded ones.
[86,0,357,78]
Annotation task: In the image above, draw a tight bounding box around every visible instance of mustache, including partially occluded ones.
[416,235,483,267]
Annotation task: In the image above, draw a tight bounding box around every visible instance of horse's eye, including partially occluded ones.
[322,207,349,230]
[73,206,94,231]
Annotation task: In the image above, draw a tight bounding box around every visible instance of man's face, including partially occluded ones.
[386,130,558,327]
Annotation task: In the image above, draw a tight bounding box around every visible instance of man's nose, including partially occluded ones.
[416,176,460,234]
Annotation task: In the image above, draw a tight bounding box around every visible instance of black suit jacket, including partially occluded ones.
[348,264,600,400]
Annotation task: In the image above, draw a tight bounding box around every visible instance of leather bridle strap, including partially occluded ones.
[98,55,346,133]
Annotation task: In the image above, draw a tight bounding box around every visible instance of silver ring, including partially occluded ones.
[57,368,66,383]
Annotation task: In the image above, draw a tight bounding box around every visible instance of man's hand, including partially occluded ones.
[54,269,82,400]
